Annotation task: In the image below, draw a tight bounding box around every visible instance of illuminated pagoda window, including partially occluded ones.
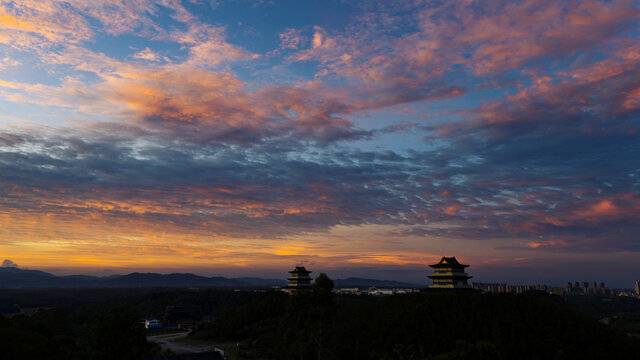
[428,256,472,288]
[286,266,312,293]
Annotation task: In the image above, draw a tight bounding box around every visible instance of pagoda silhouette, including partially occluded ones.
[285,266,312,293]
[428,256,472,288]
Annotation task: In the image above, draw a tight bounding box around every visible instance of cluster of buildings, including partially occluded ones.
[473,282,563,295]
[618,280,640,297]
[284,258,640,298]
[472,278,640,297]
[565,281,610,295]
[472,282,615,296]
[334,287,419,296]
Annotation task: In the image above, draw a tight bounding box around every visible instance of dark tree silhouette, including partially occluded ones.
[313,273,334,294]
[78,305,157,360]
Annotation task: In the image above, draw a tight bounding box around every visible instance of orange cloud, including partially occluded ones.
[622,87,640,110]
[444,204,462,215]
[0,2,92,48]
[527,240,567,249]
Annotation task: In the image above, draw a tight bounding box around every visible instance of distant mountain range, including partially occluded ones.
[0,267,423,289]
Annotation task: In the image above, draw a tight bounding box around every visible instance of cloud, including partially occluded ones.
[2,259,17,268]
[0,51,370,145]
[169,22,253,67]
[279,28,303,49]
[0,1,92,49]
[5,0,635,149]
[0,1,170,50]
[132,48,161,62]
[0,130,412,238]
[1,117,638,255]
[420,0,640,75]
[66,0,166,36]
[0,7,362,146]
[0,56,20,69]
[286,0,639,110]
[435,37,640,143]
[0,0,639,264]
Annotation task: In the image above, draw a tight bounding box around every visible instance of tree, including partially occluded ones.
[78,305,158,360]
[313,273,334,295]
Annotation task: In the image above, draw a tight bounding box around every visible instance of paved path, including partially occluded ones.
[147,332,216,354]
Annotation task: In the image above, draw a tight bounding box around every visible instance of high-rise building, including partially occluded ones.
[286,266,312,293]
[428,256,472,288]
[635,281,639,296]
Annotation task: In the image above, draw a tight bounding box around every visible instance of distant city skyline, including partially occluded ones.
[1,1,639,284]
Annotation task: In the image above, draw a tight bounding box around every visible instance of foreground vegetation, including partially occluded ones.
[192,275,640,360]
[0,305,156,359]
[0,281,638,359]
[0,288,262,360]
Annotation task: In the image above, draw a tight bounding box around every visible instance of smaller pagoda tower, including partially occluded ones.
[286,266,312,293]
[428,256,472,288]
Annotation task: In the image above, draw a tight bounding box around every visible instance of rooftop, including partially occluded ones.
[429,256,469,268]
[288,266,312,274]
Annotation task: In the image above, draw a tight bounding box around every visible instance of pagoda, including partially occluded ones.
[428,256,472,288]
[286,266,312,293]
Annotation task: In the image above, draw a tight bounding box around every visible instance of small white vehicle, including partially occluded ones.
[145,319,163,330]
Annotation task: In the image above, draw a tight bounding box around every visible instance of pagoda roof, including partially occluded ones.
[429,256,469,268]
[289,266,312,274]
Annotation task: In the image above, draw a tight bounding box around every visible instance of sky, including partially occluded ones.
[0,0,639,287]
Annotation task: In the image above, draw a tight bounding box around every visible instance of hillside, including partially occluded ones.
[194,289,640,359]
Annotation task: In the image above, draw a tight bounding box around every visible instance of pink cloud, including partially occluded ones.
[416,0,640,75]
[288,0,638,99]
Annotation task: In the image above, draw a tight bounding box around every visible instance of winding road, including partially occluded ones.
[147,332,218,354]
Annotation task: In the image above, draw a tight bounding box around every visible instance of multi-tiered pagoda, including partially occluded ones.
[428,256,472,288]
[286,266,312,293]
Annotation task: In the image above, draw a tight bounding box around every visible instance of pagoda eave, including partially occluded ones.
[428,275,472,279]
[429,264,469,268]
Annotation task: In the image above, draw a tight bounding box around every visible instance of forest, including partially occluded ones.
[0,288,260,359]
[0,277,639,359]
[193,275,640,359]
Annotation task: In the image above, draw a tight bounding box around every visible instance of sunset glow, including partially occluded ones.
[1,0,639,285]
